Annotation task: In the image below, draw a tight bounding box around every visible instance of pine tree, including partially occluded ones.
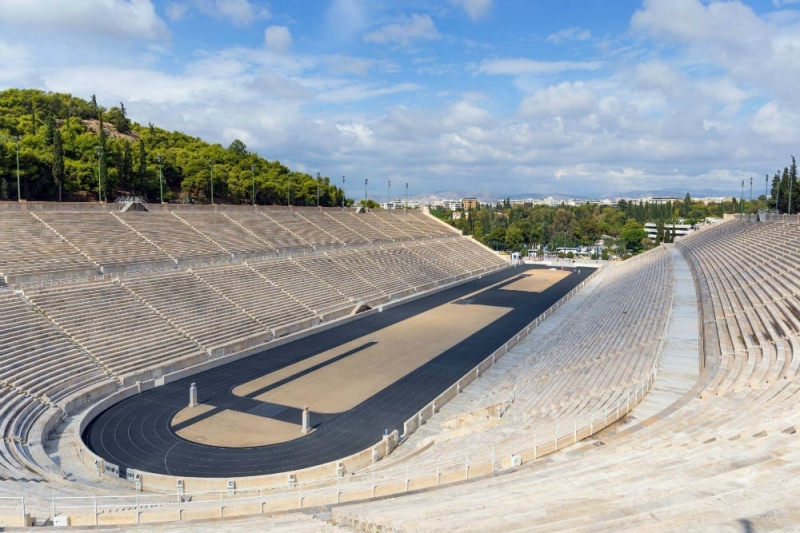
[779,167,790,213]
[790,156,797,215]
[117,142,134,195]
[52,129,64,201]
[98,115,108,202]
[45,117,56,146]
[655,219,664,245]
[680,193,691,218]
[771,172,781,212]
[119,102,130,132]
[90,94,98,117]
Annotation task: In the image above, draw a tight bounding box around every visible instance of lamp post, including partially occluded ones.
[766,174,769,211]
[405,182,408,212]
[287,175,291,206]
[740,179,744,217]
[208,160,215,205]
[364,178,368,206]
[157,154,164,204]
[317,172,321,207]
[387,180,391,210]
[789,161,795,215]
[342,175,345,208]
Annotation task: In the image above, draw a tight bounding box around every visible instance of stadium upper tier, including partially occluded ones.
[333,219,800,532]
[0,206,461,285]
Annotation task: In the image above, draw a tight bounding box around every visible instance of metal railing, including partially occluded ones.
[0,497,27,527]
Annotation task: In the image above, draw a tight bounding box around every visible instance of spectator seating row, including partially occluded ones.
[0,208,460,285]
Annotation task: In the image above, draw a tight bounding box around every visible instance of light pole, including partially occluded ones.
[766,174,769,211]
[317,172,321,207]
[208,160,214,205]
[405,182,408,212]
[342,175,345,208]
[364,178,368,206]
[749,177,753,221]
[157,154,164,204]
[387,180,391,210]
[287,175,291,206]
[740,179,744,217]
[251,163,256,206]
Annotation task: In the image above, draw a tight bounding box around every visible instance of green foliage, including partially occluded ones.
[620,219,647,253]
[52,129,64,201]
[504,225,524,250]
[106,103,131,133]
[228,139,247,157]
[0,88,345,205]
[358,199,381,209]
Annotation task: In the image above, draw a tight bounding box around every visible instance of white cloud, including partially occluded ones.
[631,0,800,103]
[478,58,604,76]
[172,0,268,26]
[0,0,170,41]
[546,27,591,43]
[318,82,421,103]
[264,26,292,53]
[166,2,189,21]
[751,102,800,142]
[518,82,598,118]
[450,0,493,21]
[364,14,441,47]
[212,0,260,26]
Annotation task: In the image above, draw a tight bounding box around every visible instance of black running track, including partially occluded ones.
[84,265,594,478]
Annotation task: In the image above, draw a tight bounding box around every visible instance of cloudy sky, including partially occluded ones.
[1,0,799,198]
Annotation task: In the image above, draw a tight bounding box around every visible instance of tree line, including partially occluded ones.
[429,190,772,258]
[0,88,345,206]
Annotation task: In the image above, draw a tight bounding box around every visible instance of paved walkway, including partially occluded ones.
[626,245,700,423]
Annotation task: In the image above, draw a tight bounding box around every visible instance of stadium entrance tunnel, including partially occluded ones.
[81,265,596,480]
[352,302,372,314]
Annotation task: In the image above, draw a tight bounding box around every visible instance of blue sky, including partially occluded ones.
[1,0,799,199]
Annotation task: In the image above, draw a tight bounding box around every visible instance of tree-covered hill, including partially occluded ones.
[0,88,345,205]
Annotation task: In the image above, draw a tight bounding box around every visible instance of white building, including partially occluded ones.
[644,222,693,241]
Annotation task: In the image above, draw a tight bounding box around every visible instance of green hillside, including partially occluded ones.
[0,88,345,205]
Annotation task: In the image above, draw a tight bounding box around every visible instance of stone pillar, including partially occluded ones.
[189,383,197,408]
[301,406,310,434]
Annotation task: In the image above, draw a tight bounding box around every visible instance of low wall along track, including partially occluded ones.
[83,265,593,478]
